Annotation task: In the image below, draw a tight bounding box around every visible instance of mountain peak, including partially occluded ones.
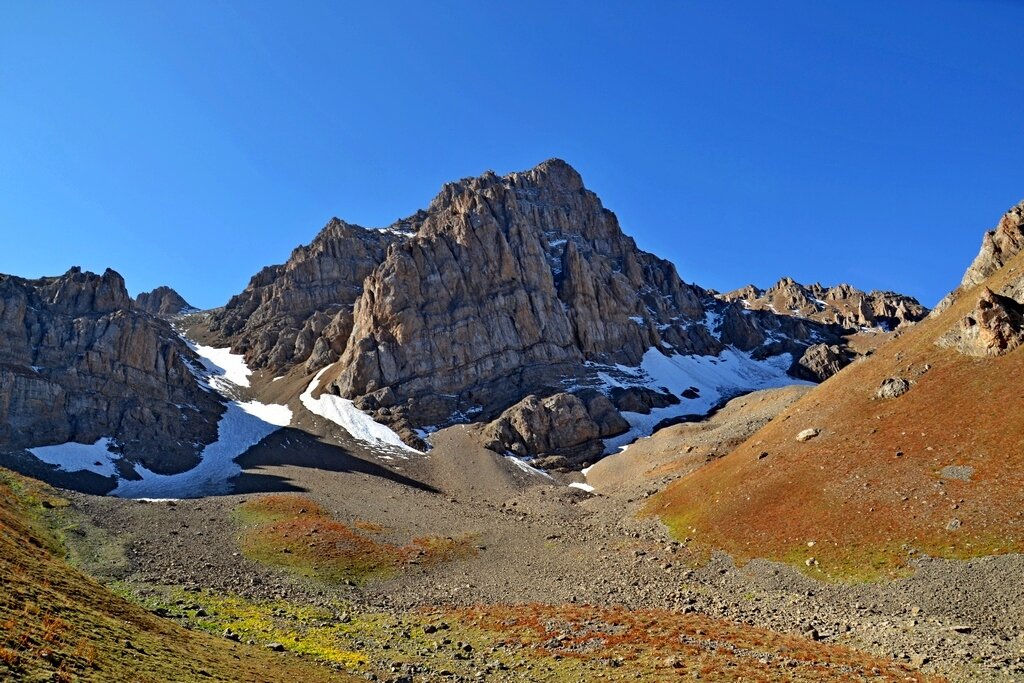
[134,285,195,317]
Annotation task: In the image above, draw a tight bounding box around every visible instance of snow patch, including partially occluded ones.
[600,347,808,453]
[301,368,419,454]
[188,343,252,391]
[110,400,292,498]
[29,438,120,478]
[504,455,554,479]
[568,482,595,493]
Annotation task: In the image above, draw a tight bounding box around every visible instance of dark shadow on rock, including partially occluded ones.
[232,427,438,495]
[2,426,437,499]
[0,450,117,495]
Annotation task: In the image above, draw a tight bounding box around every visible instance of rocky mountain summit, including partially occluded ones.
[198,159,926,461]
[0,268,222,478]
[134,285,195,317]
[720,278,927,330]
[203,219,395,373]
[935,200,1024,314]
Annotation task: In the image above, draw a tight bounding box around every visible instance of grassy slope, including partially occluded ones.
[0,470,356,683]
[649,249,1024,579]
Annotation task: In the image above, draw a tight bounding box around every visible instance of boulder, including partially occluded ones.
[482,391,627,464]
[875,377,911,399]
[791,343,848,382]
[796,428,820,442]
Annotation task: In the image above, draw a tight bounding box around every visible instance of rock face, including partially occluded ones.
[791,343,848,383]
[208,159,928,457]
[938,287,1024,357]
[203,219,395,374]
[320,160,863,431]
[481,391,628,465]
[0,268,221,474]
[324,160,715,426]
[721,278,927,330]
[134,286,194,317]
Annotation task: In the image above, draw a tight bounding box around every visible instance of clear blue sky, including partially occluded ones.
[2,1,1022,309]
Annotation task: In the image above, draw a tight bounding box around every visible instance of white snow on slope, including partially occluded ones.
[600,347,808,454]
[111,400,292,498]
[29,438,120,478]
[106,341,294,498]
[29,340,293,498]
[301,368,419,454]
[505,455,553,479]
[568,481,595,493]
[187,342,252,391]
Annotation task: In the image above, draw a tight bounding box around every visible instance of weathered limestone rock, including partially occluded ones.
[210,159,929,455]
[938,287,1024,357]
[326,159,710,421]
[134,286,194,317]
[721,278,927,330]
[875,377,911,399]
[202,218,395,373]
[482,391,627,465]
[961,202,1024,291]
[791,343,849,382]
[0,268,222,474]
[934,201,1024,313]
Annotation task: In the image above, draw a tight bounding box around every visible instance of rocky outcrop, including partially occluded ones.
[202,219,395,373]
[961,202,1024,290]
[324,160,716,425]
[790,343,848,382]
[0,268,222,474]
[935,201,1024,314]
[608,387,680,414]
[721,278,927,330]
[481,391,628,465]
[938,287,1024,357]
[134,286,194,317]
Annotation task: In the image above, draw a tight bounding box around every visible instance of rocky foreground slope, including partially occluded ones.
[199,159,926,461]
[0,268,222,477]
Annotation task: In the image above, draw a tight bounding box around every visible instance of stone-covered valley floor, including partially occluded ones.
[46,387,1024,683]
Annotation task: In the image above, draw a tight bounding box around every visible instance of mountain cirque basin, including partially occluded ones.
[1,162,1022,682]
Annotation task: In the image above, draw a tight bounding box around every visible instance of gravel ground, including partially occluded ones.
[56,388,1024,682]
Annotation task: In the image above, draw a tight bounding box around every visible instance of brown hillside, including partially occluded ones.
[0,470,354,683]
[648,228,1024,580]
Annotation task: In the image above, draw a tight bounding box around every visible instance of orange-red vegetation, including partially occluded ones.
[236,495,475,582]
[449,603,940,681]
[649,250,1024,579]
